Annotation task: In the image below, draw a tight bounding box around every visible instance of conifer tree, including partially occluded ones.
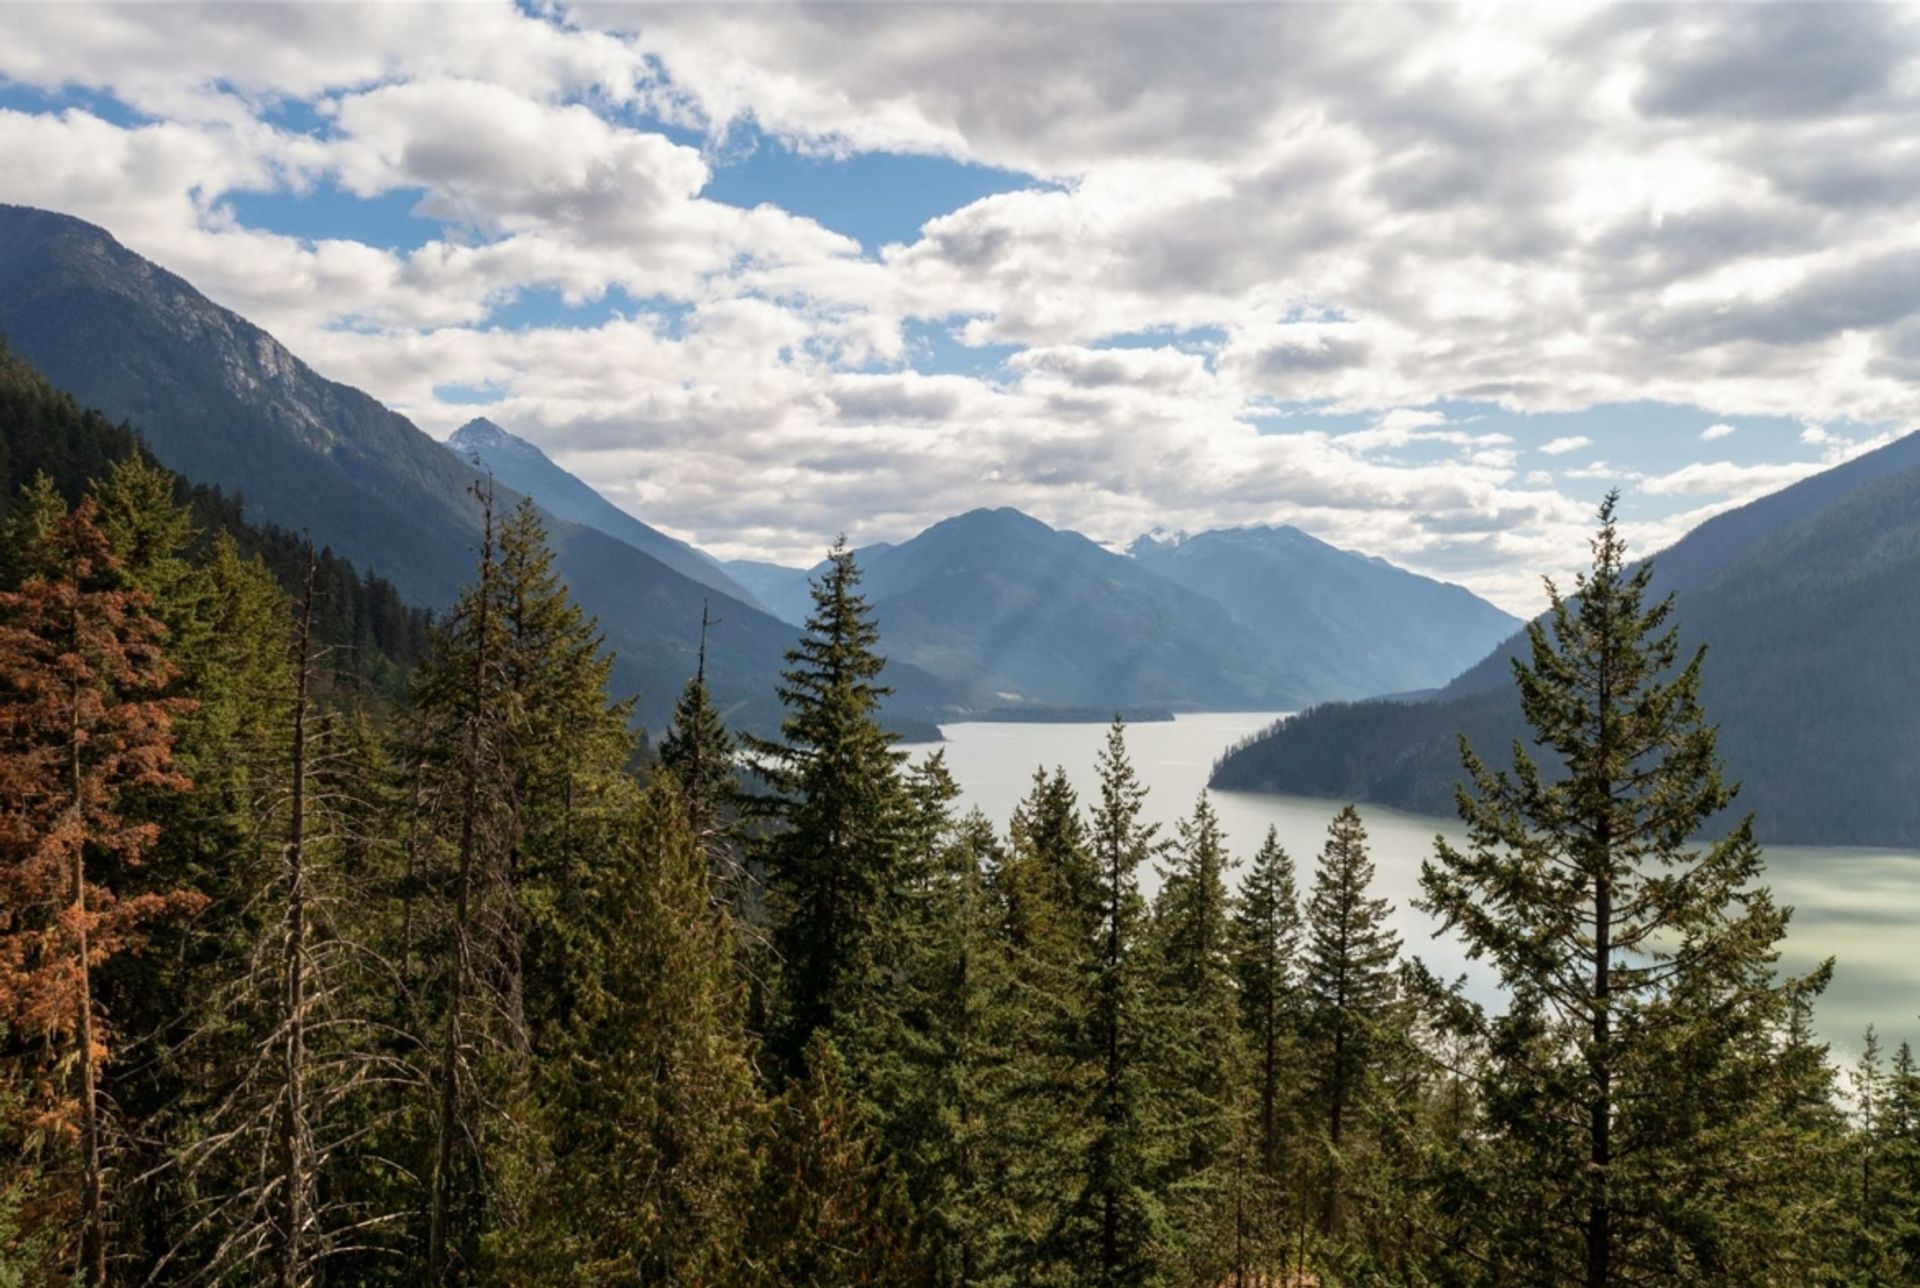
[510,779,762,1281]
[888,775,1017,1286]
[1229,826,1305,1270]
[1146,793,1244,1282]
[747,539,904,1076]
[410,489,633,1278]
[658,602,738,854]
[1422,491,1828,1285]
[753,1031,919,1286]
[1881,1042,1920,1279]
[1303,804,1401,1241]
[994,766,1097,1281]
[1060,718,1166,1286]
[0,498,201,1284]
[411,482,517,1282]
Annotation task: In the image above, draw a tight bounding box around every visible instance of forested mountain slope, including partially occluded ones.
[1212,434,1920,845]
[1130,524,1519,700]
[446,416,767,611]
[0,204,963,737]
[0,340,431,688]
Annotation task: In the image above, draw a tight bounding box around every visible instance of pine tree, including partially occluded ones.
[1060,718,1166,1286]
[753,1031,919,1286]
[1228,825,1305,1273]
[993,766,1097,1282]
[0,497,201,1284]
[411,482,518,1282]
[747,539,904,1076]
[1881,1042,1920,1279]
[1421,491,1829,1284]
[1302,804,1401,1242]
[888,774,1017,1286]
[1146,793,1244,1283]
[658,602,738,849]
[509,780,762,1281]
[409,489,633,1278]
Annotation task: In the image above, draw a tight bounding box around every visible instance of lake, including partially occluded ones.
[903,712,1920,1056]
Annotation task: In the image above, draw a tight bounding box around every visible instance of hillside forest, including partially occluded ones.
[2,359,1918,1286]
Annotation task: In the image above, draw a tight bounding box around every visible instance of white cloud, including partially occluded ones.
[3,1,1919,615]
[1539,435,1593,455]
[1641,459,1821,499]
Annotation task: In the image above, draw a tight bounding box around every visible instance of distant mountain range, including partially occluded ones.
[1212,430,1920,846]
[0,201,1527,737]
[840,507,1310,711]
[725,510,1520,714]
[1131,525,1520,701]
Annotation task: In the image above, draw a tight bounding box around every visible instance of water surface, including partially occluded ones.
[904,713,1920,1054]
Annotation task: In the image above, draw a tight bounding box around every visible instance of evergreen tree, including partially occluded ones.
[408,489,634,1278]
[888,776,1018,1286]
[0,498,201,1284]
[1059,719,1166,1286]
[658,602,739,855]
[1303,804,1401,1242]
[1880,1042,1920,1279]
[1229,825,1305,1273]
[753,1032,919,1286]
[1422,491,1830,1284]
[747,539,905,1076]
[1145,793,1244,1283]
[992,766,1097,1283]
[508,780,762,1281]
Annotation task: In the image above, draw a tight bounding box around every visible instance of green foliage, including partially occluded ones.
[753,1032,921,1286]
[748,540,906,1076]
[1303,804,1403,1246]
[507,781,762,1282]
[1145,794,1244,1283]
[0,359,1911,1286]
[1423,493,1836,1284]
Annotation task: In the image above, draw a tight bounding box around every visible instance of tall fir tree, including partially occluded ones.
[1229,825,1305,1273]
[753,1032,920,1287]
[746,539,904,1077]
[887,761,1017,1285]
[658,601,738,854]
[1422,491,1831,1285]
[994,766,1098,1282]
[1302,804,1401,1243]
[408,489,635,1278]
[507,779,763,1281]
[1145,793,1244,1283]
[1059,719,1166,1286]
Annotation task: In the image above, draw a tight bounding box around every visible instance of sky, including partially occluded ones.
[2,2,1916,614]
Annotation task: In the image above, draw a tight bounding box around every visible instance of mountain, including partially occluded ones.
[841,507,1311,711]
[0,204,964,737]
[446,417,767,612]
[0,339,432,690]
[1211,431,1920,846]
[1129,525,1520,700]
[723,558,819,625]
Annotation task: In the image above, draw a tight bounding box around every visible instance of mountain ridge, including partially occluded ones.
[446,416,769,612]
[0,203,963,738]
[1211,432,1920,846]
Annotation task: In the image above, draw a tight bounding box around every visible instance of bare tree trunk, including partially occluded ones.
[429,486,496,1284]
[279,559,317,1288]
[65,582,107,1288]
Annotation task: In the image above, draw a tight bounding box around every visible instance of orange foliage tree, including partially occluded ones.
[0,497,200,1285]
